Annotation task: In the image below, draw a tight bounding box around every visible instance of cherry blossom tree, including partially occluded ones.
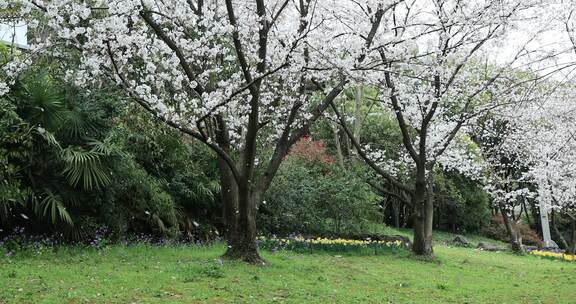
[470,61,576,251]
[330,0,550,255]
[473,113,535,252]
[520,84,576,253]
[3,0,575,261]
[1,0,404,262]
[472,2,576,252]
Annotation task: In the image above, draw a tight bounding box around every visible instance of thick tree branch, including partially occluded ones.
[367,180,412,206]
[104,41,240,182]
[330,99,413,193]
[224,0,257,96]
[139,9,204,98]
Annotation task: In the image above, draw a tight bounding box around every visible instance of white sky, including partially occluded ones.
[486,2,576,81]
[0,22,28,47]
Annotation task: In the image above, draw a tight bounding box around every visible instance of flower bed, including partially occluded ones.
[258,235,409,255]
[529,249,575,262]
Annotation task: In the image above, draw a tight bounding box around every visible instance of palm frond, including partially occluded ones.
[60,110,99,139]
[151,213,167,233]
[34,190,73,225]
[194,183,215,201]
[19,75,65,130]
[87,138,127,158]
[60,147,111,190]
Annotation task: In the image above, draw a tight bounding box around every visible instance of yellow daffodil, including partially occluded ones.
[529,250,575,262]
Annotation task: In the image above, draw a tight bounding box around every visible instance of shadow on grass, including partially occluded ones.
[406,253,444,265]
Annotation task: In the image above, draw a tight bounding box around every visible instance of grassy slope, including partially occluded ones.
[375,225,510,247]
[1,242,575,304]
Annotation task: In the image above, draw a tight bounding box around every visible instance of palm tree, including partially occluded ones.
[1,71,118,227]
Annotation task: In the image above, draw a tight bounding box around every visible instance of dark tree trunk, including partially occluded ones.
[224,192,262,264]
[223,89,264,265]
[393,201,400,228]
[380,199,389,224]
[330,123,345,168]
[218,159,239,247]
[215,111,262,264]
[435,203,441,229]
[215,116,239,248]
[341,130,351,159]
[529,200,542,234]
[411,170,433,256]
[569,216,576,256]
[522,201,532,226]
[402,205,409,228]
[551,210,568,249]
[412,208,434,255]
[499,203,523,253]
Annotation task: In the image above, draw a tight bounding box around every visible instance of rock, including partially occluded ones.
[543,240,559,250]
[477,242,501,251]
[452,235,471,247]
[361,234,413,248]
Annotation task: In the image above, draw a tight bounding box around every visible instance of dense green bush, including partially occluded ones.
[0,70,119,231]
[433,172,491,234]
[0,64,221,241]
[259,139,379,235]
[102,113,221,240]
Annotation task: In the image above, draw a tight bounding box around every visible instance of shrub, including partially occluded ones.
[0,64,221,242]
[288,136,336,165]
[259,139,379,235]
[482,215,543,247]
[433,172,491,234]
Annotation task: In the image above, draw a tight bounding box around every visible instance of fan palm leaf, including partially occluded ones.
[16,75,65,131]
[60,147,112,190]
[33,190,73,225]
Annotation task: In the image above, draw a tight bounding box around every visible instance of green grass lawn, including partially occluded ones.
[1,241,575,304]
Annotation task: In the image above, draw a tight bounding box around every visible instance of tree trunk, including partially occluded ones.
[223,189,263,264]
[435,202,441,229]
[529,200,542,234]
[330,122,345,168]
[522,201,532,226]
[412,210,434,255]
[215,114,263,264]
[341,129,351,159]
[551,210,568,249]
[499,203,523,253]
[215,116,239,248]
[218,158,239,247]
[402,205,409,228]
[393,201,400,228]
[412,172,433,256]
[352,85,364,144]
[569,216,576,256]
[380,199,389,224]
